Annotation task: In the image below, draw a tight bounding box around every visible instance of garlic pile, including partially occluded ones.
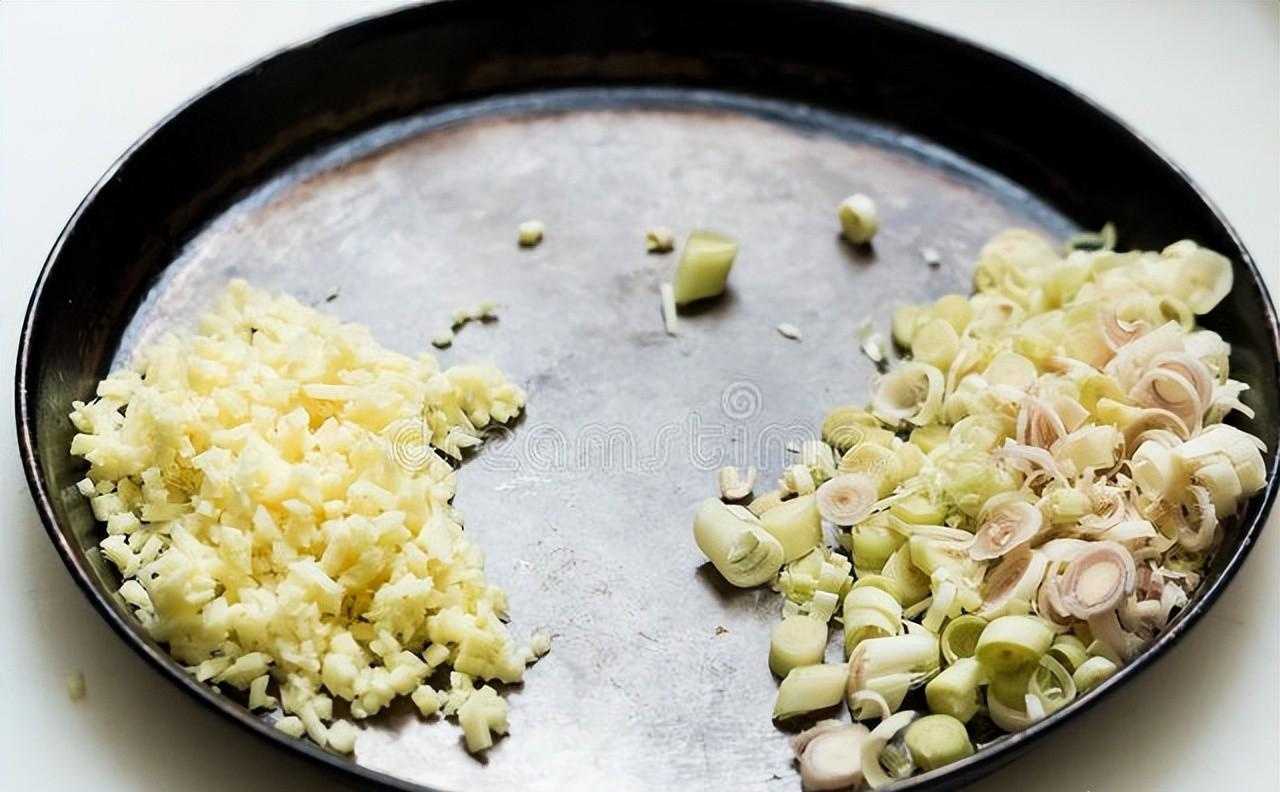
[693,228,1268,788]
[70,281,540,756]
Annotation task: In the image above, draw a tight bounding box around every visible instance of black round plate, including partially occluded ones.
[15,1,1279,790]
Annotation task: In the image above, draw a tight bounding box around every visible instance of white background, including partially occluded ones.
[1,1,1276,790]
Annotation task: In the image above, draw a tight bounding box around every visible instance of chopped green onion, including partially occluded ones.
[1072,655,1118,693]
[892,305,925,348]
[759,493,822,562]
[821,405,882,451]
[838,443,902,496]
[890,493,947,525]
[847,633,939,716]
[850,517,906,572]
[691,498,784,587]
[924,657,984,723]
[773,663,849,720]
[911,318,960,371]
[908,424,950,454]
[986,687,1036,733]
[878,735,917,779]
[1027,654,1077,715]
[987,664,1035,709]
[940,615,987,665]
[975,615,1054,673]
[769,615,829,678]
[861,710,918,789]
[816,474,878,526]
[880,544,932,606]
[844,586,903,657]
[903,714,975,770]
[671,230,738,305]
[796,723,869,791]
[1047,634,1089,673]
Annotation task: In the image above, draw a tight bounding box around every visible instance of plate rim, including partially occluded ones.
[14,1,1280,789]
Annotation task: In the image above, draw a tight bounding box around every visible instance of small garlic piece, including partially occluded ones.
[645,226,675,253]
[838,193,879,244]
[717,466,757,501]
[67,671,86,701]
[517,220,544,247]
[659,282,678,336]
[777,322,803,340]
[274,716,306,738]
[431,330,455,348]
[862,334,885,365]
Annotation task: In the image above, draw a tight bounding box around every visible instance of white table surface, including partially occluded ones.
[2,2,1276,790]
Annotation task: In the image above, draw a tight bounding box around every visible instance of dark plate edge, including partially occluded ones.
[13,1,1280,790]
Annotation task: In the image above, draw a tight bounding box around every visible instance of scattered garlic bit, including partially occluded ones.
[645,226,675,253]
[68,281,533,755]
[660,282,679,335]
[274,716,306,738]
[248,675,277,710]
[437,301,499,347]
[66,671,86,701]
[529,629,553,658]
[457,685,510,753]
[718,465,757,501]
[1065,221,1117,253]
[517,220,544,247]
[411,684,443,717]
[671,230,739,305]
[815,473,877,526]
[838,193,879,245]
[326,719,360,754]
[452,301,498,328]
[856,319,886,365]
[921,246,942,268]
[689,227,1269,785]
[776,322,803,341]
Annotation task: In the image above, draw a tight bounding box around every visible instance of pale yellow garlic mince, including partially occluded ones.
[69,280,536,754]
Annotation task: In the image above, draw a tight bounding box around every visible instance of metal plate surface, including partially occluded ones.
[118,89,1069,791]
[18,3,1277,791]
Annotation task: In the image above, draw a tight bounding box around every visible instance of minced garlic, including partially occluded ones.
[68,280,534,754]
